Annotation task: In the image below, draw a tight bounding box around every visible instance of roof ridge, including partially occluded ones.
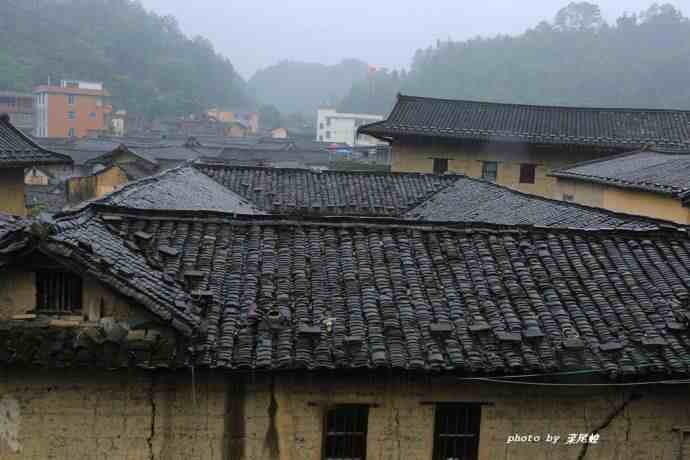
[397,93,690,113]
[70,204,686,237]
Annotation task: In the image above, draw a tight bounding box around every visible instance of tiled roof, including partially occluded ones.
[9,207,689,376]
[0,114,73,167]
[25,184,68,214]
[405,176,679,230]
[0,213,29,258]
[551,149,690,197]
[359,94,690,149]
[80,165,265,214]
[195,163,459,216]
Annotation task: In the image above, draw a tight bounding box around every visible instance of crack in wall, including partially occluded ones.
[147,373,158,460]
[263,377,280,460]
[577,392,640,460]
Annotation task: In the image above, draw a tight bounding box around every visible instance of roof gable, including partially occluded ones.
[359,94,690,149]
[74,165,266,214]
[0,114,73,167]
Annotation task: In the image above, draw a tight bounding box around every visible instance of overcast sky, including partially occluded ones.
[139,0,689,79]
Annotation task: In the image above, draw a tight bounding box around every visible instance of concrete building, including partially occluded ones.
[0,91,33,132]
[207,108,259,134]
[359,94,690,198]
[316,107,384,146]
[33,80,111,139]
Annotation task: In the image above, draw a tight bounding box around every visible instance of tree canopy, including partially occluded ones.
[0,0,250,119]
[340,2,690,114]
[248,59,369,115]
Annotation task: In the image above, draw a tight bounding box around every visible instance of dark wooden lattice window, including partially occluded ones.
[481,161,498,182]
[36,271,82,313]
[519,163,536,184]
[432,404,481,460]
[323,405,369,460]
[433,158,449,175]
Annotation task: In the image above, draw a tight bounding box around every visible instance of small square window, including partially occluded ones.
[68,111,76,120]
[89,112,96,118]
[36,271,82,313]
[325,131,331,139]
[481,161,498,182]
[519,163,536,184]
[433,158,449,175]
[323,405,368,460]
[433,404,481,460]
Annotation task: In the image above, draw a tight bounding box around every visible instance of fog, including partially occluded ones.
[139,0,689,78]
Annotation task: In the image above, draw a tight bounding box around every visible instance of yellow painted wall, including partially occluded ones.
[67,166,129,205]
[555,178,690,224]
[95,165,128,197]
[2,372,689,460]
[0,168,27,216]
[392,141,609,198]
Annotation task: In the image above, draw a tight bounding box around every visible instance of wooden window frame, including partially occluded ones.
[481,161,498,182]
[432,403,481,460]
[519,163,536,184]
[432,158,449,175]
[35,270,83,314]
[322,404,369,460]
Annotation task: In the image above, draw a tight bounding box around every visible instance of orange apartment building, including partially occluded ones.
[33,80,111,138]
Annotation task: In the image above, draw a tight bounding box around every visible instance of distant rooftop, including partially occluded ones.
[0,114,73,168]
[195,162,459,217]
[551,149,690,200]
[406,174,681,230]
[359,94,690,149]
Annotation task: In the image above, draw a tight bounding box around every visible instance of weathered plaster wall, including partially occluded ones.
[0,267,142,322]
[391,141,607,198]
[0,168,27,216]
[0,370,231,460]
[1,373,688,460]
[554,178,690,224]
[67,166,128,205]
[0,270,35,320]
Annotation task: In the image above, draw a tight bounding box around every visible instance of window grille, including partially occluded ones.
[432,404,481,460]
[323,405,369,460]
[36,271,82,313]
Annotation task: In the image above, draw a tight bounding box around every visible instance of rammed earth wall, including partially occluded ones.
[0,371,688,460]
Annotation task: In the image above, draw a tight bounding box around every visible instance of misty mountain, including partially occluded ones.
[248,59,369,115]
[340,2,690,113]
[0,0,250,119]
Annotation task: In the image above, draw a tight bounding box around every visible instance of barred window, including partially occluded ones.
[323,405,368,460]
[36,271,82,313]
[433,404,481,460]
[481,161,498,182]
[433,158,449,175]
[519,163,536,184]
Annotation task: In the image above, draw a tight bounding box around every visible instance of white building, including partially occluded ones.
[316,108,384,146]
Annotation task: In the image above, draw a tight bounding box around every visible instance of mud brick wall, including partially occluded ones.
[2,372,689,460]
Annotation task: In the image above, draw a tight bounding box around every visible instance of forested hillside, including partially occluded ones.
[0,0,249,118]
[341,2,690,114]
[248,59,369,115]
